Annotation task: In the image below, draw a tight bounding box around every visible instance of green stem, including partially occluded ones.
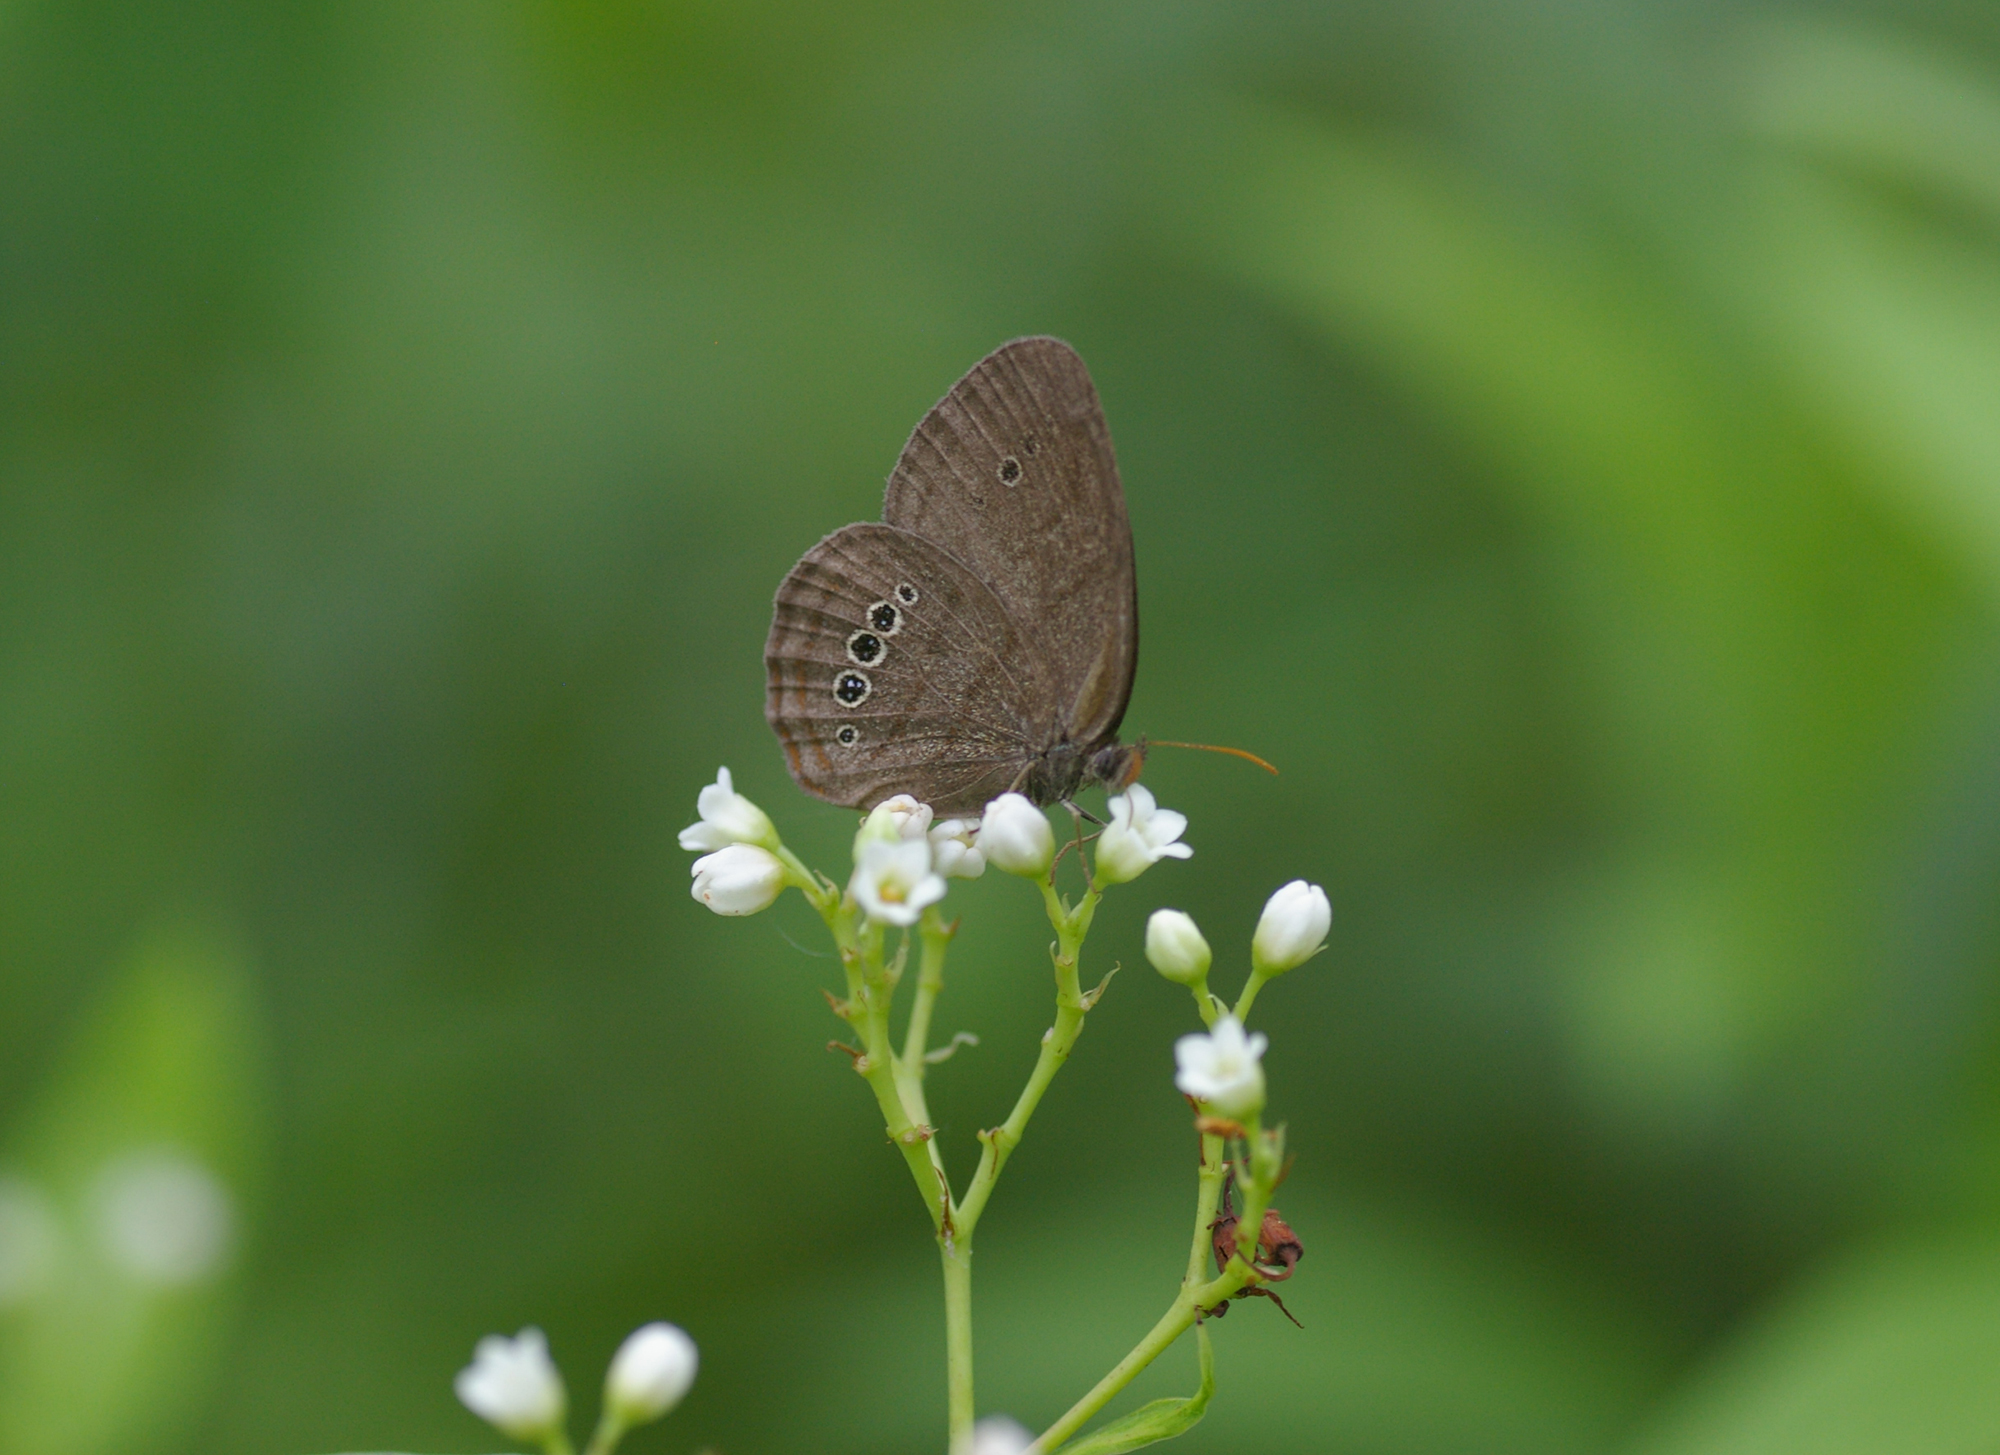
[903,908,954,1072]
[956,885,1100,1234]
[539,1427,578,1455]
[942,1240,975,1453]
[1026,1262,1252,1455]
[580,1410,627,1455]
[1183,1130,1228,1287]
[1232,967,1272,1024]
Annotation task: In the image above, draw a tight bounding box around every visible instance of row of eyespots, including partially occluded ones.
[831,582,920,719]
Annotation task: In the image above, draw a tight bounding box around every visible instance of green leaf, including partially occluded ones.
[1058,1324,1215,1455]
[1624,1236,2000,1455]
[0,921,264,1455]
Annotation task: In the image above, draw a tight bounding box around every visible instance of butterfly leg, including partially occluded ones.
[1062,799,1096,893]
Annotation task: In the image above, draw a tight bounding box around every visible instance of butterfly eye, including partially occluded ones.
[846,630,885,665]
[868,601,902,634]
[834,671,872,706]
[998,456,1022,485]
[896,582,919,605]
[835,724,859,747]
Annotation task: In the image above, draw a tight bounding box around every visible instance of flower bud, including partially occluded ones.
[851,837,948,926]
[455,1327,567,1442]
[604,1321,698,1425]
[1094,784,1192,885]
[856,795,934,859]
[678,767,778,852]
[929,818,986,879]
[1145,909,1212,986]
[1251,880,1331,974]
[689,844,786,915]
[978,794,1054,878]
[1174,1016,1267,1118]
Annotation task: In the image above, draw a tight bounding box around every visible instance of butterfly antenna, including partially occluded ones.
[1147,740,1280,776]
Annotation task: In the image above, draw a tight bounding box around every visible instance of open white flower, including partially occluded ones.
[605,1320,698,1425]
[1145,909,1211,986]
[972,1414,1035,1455]
[979,793,1054,878]
[690,844,786,915]
[929,818,986,879]
[1094,784,1191,885]
[455,1327,567,1441]
[851,837,948,926]
[678,767,778,852]
[1174,1016,1268,1118]
[1251,880,1331,974]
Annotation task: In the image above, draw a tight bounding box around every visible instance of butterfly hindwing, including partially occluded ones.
[764,523,1060,814]
[882,337,1138,746]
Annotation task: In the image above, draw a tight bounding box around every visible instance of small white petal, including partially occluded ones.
[1094,784,1193,885]
[972,1414,1035,1455]
[605,1321,698,1424]
[979,794,1054,878]
[680,767,778,852]
[690,844,786,915]
[1251,881,1332,973]
[929,819,987,880]
[1145,909,1212,985]
[851,837,949,926]
[456,1326,568,1440]
[1173,1016,1267,1117]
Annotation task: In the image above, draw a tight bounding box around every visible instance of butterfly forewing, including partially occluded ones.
[765,523,1060,814]
[882,337,1138,745]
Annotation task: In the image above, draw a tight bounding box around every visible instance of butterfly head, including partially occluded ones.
[1088,740,1145,794]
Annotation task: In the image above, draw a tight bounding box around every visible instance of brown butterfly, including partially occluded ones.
[764,337,1142,817]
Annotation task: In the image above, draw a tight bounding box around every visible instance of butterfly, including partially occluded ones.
[764,337,1142,817]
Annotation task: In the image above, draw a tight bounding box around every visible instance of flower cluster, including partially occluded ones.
[456,1321,698,1453]
[679,771,1197,927]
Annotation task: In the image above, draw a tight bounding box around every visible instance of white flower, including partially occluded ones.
[854,794,934,859]
[979,793,1054,878]
[929,818,986,879]
[1145,909,1211,986]
[604,1321,698,1425]
[972,1414,1034,1455]
[689,844,786,915]
[1251,880,1331,974]
[91,1149,233,1285]
[1094,784,1191,885]
[456,1327,567,1441]
[851,837,948,926]
[678,767,778,852]
[1174,1016,1268,1118]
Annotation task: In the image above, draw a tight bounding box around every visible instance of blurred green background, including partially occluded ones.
[6,1,2000,1452]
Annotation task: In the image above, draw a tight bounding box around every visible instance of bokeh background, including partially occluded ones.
[6,1,2000,1452]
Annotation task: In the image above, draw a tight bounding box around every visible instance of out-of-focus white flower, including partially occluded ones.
[1094,784,1191,885]
[979,794,1054,878]
[971,1414,1035,1455]
[0,1176,62,1306]
[604,1321,699,1425]
[678,767,778,853]
[1174,1016,1268,1118]
[1145,909,1211,986]
[851,837,948,926]
[929,818,986,879]
[456,1327,567,1441]
[1251,880,1331,974]
[92,1149,233,1285]
[690,844,786,915]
